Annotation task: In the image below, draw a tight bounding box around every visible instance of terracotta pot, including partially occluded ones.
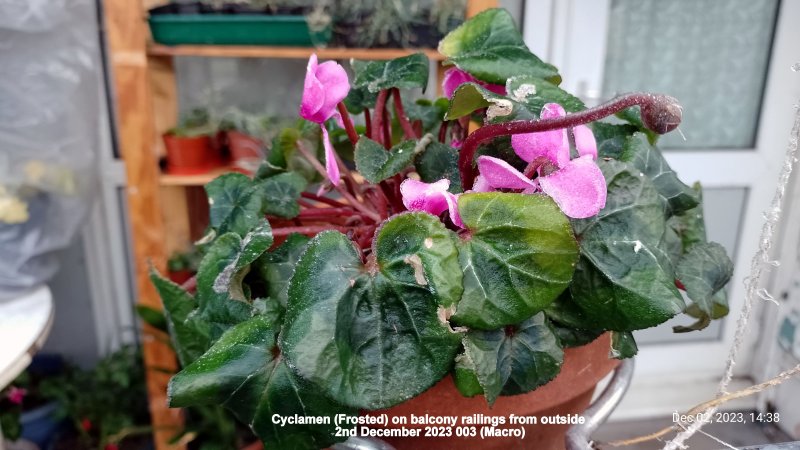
[163,133,221,174]
[368,333,618,450]
[227,130,264,174]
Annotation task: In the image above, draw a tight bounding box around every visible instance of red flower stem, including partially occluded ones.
[272,224,370,237]
[294,140,382,222]
[458,92,682,189]
[301,192,349,208]
[382,105,392,149]
[336,102,360,146]
[391,88,418,139]
[364,108,372,139]
[372,90,389,147]
[438,120,449,143]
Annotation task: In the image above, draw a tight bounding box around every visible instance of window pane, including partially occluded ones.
[602,0,779,149]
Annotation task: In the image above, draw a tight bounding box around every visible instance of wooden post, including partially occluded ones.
[102,1,184,449]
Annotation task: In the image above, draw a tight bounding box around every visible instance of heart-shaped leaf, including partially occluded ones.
[452,193,579,330]
[205,173,266,237]
[620,133,699,215]
[261,172,307,219]
[438,8,560,85]
[352,53,430,94]
[168,315,355,450]
[570,160,685,331]
[354,137,418,183]
[280,213,463,410]
[462,313,563,405]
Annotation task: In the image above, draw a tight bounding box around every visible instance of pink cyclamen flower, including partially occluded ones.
[300,54,350,186]
[442,68,506,98]
[6,386,26,405]
[400,179,463,228]
[476,103,606,219]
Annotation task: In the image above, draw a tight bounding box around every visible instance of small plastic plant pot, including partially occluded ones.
[163,133,221,175]
[226,130,265,174]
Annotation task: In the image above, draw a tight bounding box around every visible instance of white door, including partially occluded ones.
[523,0,800,417]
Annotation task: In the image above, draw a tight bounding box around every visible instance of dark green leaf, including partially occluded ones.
[505,75,584,114]
[281,213,463,410]
[439,9,560,85]
[620,133,699,215]
[254,233,311,308]
[168,316,354,450]
[354,137,418,183]
[151,272,211,366]
[452,193,579,330]
[414,140,463,193]
[261,172,307,219]
[136,304,168,333]
[352,53,430,93]
[205,173,265,237]
[592,122,638,160]
[571,160,685,331]
[610,331,638,359]
[463,313,563,405]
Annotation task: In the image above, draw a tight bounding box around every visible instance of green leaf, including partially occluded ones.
[195,233,257,340]
[354,137,417,183]
[592,122,638,160]
[280,213,463,410]
[444,82,534,122]
[453,353,483,397]
[205,173,265,237]
[151,272,211,366]
[439,8,560,85]
[254,233,311,308]
[620,133,699,215]
[672,242,733,332]
[452,193,579,330]
[463,313,563,406]
[261,172,307,219]
[505,75,584,114]
[352,53,430,93]
[136,304,168,332]
[610,331,638,359]
[168,316,354,450]
[571,160,685,331]
[414,140,463,193]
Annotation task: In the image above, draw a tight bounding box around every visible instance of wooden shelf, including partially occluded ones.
[147,43,446,61]
[159,166,239,186]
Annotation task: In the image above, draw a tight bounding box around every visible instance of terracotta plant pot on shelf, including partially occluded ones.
[226,130,265,174]
[368,333,619,450]
[163,133,221,175]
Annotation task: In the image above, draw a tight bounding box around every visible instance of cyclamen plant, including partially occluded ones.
[151,8,734,450]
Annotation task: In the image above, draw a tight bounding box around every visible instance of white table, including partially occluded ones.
[0,286,54,450]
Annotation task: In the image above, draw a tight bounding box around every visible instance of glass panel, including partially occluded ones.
[602,0,779,149]
[636,187,747,345]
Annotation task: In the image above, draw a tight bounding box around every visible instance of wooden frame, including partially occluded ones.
[102,1,496,448]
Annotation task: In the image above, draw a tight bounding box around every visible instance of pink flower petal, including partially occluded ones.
[443,192,464,228]
[471,175,493,193]
[573,125,597,160]
[320,125,340,186]
[539,155,607,219]
[400,179,450,217]
[442,67,506,98]
[477,156,537,191]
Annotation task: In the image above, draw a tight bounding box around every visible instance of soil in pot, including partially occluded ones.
[226,131,265,174]
[163,134,221,175]
[367,333,619,450]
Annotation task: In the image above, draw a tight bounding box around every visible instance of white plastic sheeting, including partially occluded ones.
[0,0,100,299]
